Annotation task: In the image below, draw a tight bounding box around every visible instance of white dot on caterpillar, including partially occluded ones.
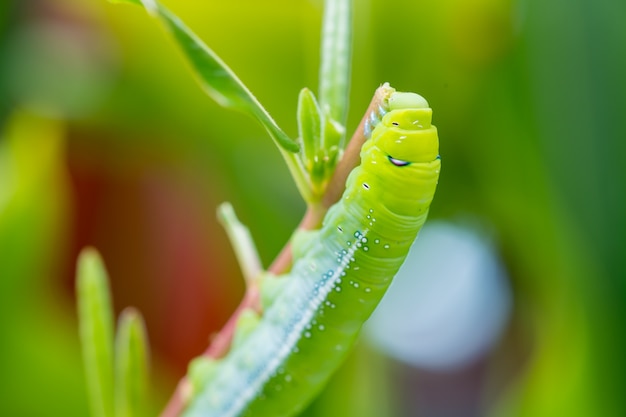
[365,287,371,293]
[361,237,368,243]
[384,244,390,249]
[318,324,325,331]
[304,331,311,338]
[353,282,359,288]
[374,239,380,244]
[363,246,369,251]
[369,209,374,213]
[284,375,292,382]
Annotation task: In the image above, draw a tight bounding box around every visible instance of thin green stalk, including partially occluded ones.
[319,0,352,144]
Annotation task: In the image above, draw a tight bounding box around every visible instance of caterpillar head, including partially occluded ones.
[373,92,439,166]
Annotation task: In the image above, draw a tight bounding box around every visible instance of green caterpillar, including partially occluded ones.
[184,88,440,417]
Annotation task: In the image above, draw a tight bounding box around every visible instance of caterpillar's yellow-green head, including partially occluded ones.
[357,89,440,219]
[372,92,439,166]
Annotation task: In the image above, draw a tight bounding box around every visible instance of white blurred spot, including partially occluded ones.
[365,220,512,370]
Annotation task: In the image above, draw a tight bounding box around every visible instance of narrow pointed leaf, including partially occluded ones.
[323,116,344,155]
[109,0,298,154]
[77,248,115,417]
[217,202,263,285]
[115,308,149,417]
[297,88,323,170]
[319,0,352,139]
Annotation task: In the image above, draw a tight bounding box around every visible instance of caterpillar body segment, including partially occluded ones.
[182,87,440,417]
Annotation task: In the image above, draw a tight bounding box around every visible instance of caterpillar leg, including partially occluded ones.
[291,228,320,260]
[217,202,264,285]
[231,308,262,347]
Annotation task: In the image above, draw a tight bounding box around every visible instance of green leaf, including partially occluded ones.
[115,308,149,417]
[109,0,298,154]
[108,0,319,203]
[319,0,352,143]
[297,88,323,171]
[77,248,115,417]
[217,202,263,285]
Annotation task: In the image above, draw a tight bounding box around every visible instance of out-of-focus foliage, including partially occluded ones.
[0,0,624,416]
[0,111,85,415]
[76,247,150,417]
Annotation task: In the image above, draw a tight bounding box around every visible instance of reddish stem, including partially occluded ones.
[159,86,388,417]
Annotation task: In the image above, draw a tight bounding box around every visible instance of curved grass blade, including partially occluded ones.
[115,308,149,417]
[109,0,298,154]
[319,0,352,146]
[77,248,115,417]
[217,202,263,286]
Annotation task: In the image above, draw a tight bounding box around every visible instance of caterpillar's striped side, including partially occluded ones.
[183,88,441,417]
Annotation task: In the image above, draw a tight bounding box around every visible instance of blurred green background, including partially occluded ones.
[1,0,624,416]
